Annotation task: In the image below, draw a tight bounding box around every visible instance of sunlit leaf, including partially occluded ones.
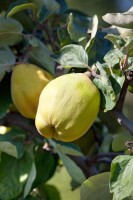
[104,48,124,68]
[51,44,88,68]
[110,155,133,199]
[93,62,116,111]
[102,12,133,29]
[85,15,98,50]
[105,34,125,49]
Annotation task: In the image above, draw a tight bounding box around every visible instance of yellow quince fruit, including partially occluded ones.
[35,73,100,142]
[11,63,53,119]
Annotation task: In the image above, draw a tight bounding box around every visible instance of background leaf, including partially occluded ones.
[112,132,133,152]
[0,46,16,81]
[28,38,55,76]
[33,146,57,188]
[0,17,23,46]
[0,74,12,119]
[110,155,133,200]
[0,152,32,200]
[38,0,60,22]
[67,12,90,42]
[51,44,88,68]
[7,3,37,18]
[80,172,112,200]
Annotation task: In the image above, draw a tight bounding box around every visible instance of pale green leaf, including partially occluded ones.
[80,172,112,200]
[49,139,83,156]
[7,3,37,18]
[93,62,116,111]
[28,38,55,76]
[0,17,23,46]
[123,36,133,56]
[0,46,16,81]
[51,44,88,68]
[105,34,125,49]
[67,13,90,42]
[110,155,133,200]
[112,132,133,152]
[23,162,36,198]
[102,12,133,29]
[104,48,124,67]
[0,142,18,158]
[58,152,86,184]
[85,15,98,51]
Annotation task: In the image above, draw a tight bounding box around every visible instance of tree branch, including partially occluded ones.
[109,109,133,135]
[0,112,42,139]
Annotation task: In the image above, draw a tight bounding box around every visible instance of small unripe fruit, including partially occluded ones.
[11,63,53,119]
[35,73,100,142]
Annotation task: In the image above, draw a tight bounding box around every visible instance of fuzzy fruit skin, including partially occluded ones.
[35,73,100,142]
[11,63,53,119]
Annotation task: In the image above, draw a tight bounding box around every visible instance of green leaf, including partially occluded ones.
[0,46,16,82]
[28,38,55,76]
[56,0,68,14]
[67,13,90,42]
[109,74,125,96]
[86,31,112,65]
[80,172,112,200]
[51,44,88,68]
[102,11,133,29]
[33,146,57,188]
[0,74,12,119]
[105,34,125,49]
[112,132,133,152]
[58,152,86,184]
[85,15,98,50]
[122,36,133,56]
[23,162,36,198]
[57,26,73,47]
[104,48,124,68]
[0,134,24,159]
[0,152,32,200]
[0,141,22,158]
[49,139,83,156]
[0,17,23,46]
[110,155,133,200]
[38,0,60,22]
[7,3,37,18]
[93,62,116,111]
